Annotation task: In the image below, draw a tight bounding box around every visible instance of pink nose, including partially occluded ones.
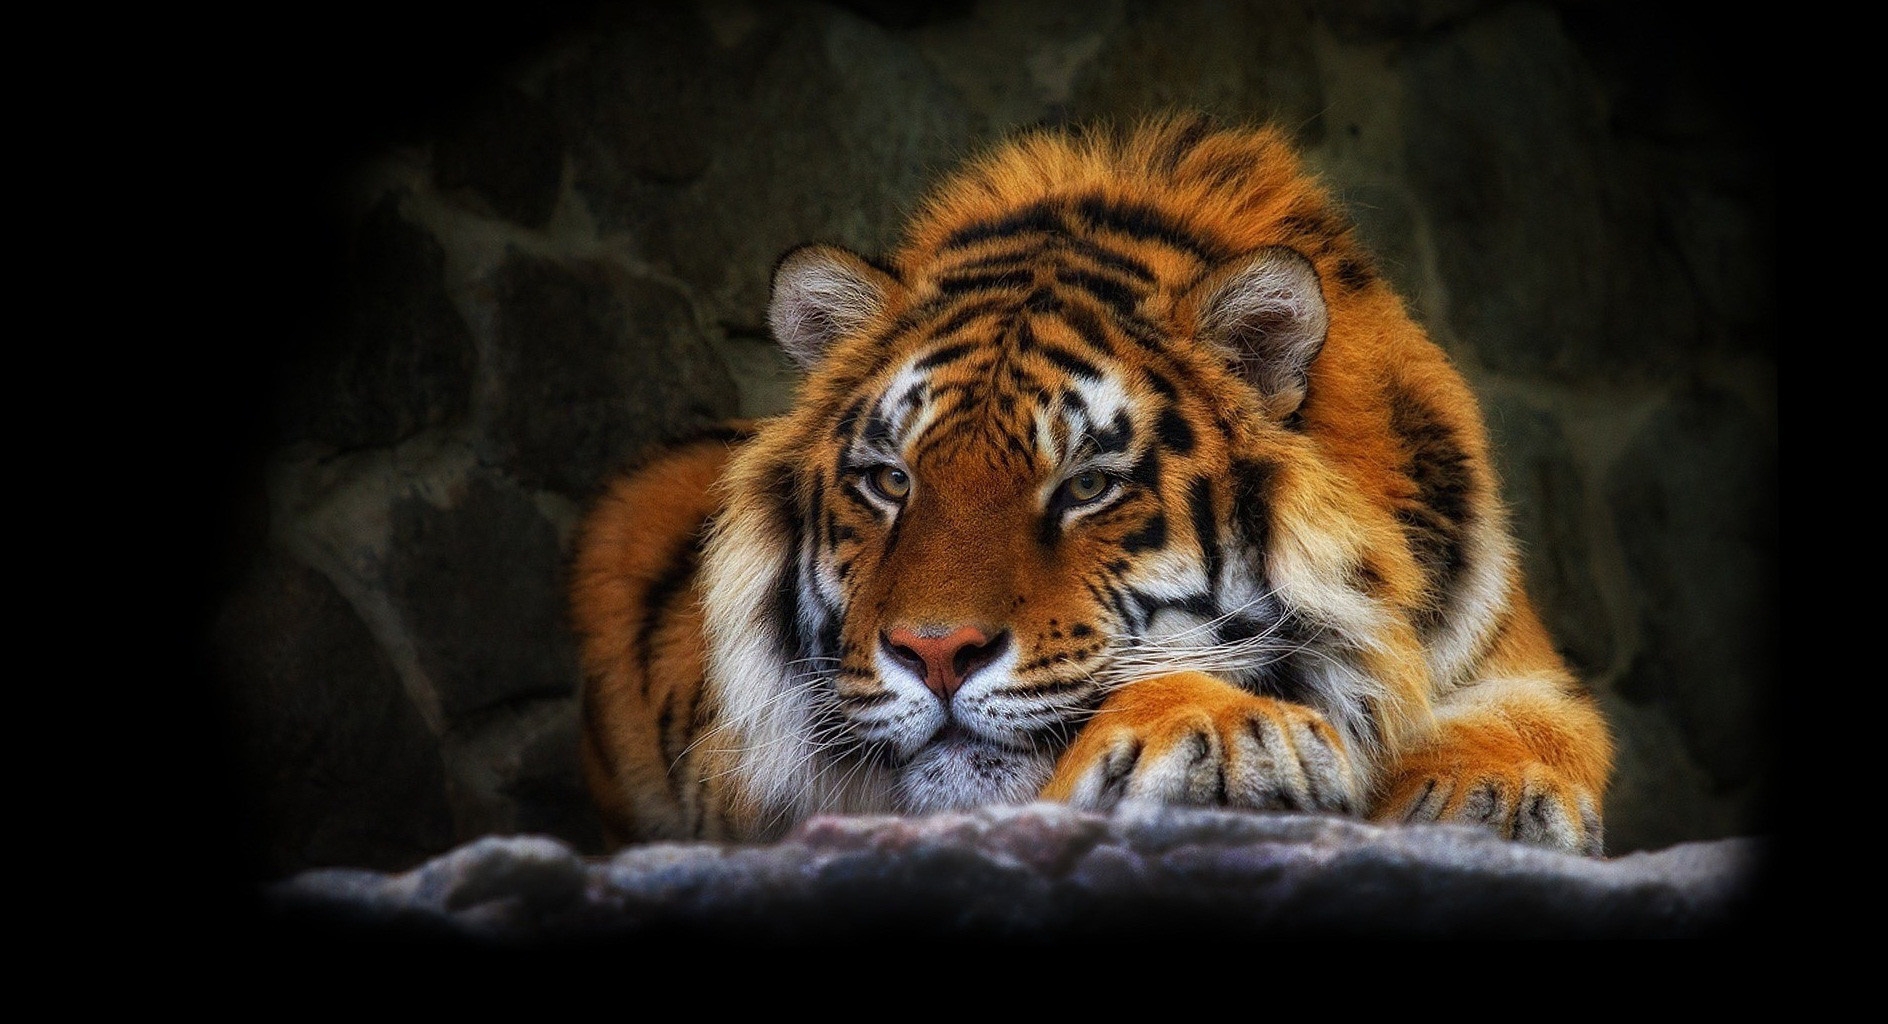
[883,625,1008,700]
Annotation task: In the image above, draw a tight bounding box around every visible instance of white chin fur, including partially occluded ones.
[894,735,1054,814]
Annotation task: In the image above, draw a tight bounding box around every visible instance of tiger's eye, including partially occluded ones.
[1063,471,1109,504]
[871,466,911,500]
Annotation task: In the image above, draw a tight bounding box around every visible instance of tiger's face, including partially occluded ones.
[818,318,1280,813]
[704,240,1333,818]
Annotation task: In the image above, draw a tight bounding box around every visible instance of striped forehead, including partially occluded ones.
[847,335,1143,471]
[1032,370,1134,470]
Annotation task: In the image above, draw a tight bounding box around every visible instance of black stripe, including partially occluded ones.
[1054,300,1122,356]
[861,409,899,450]
[1056,267,1142,314]
[1097,410,1136,457]
[1279,212,1338,248]
[950,249,1036,274]
[1037,340,1103,380]
[1012,318,1041,353]
[683,680,710,837]
[637,532,703,700]
[1188,475,1220,589]
[928,296,1014,338]
[1143,368,1177,400]
[1230,457,1276,553]
[1346,558,1389,598]
[927,378,993,400]
[1196,149,1259,192]
[770,471,808,657]
[1155,112,1216,175]
[998,675,1096,699]
[1039,503,1063,548]
[1387,381,1475,632]
[1111,310,1170,352]
[913,340,980,370]
[838,480,879,517]
[1156,406,1195,455]
[1099,579,1139,633]
[824,508,854,548]
[1000,424,1035,465]
[936,267,1036,296]
[808,476,829,549]
[1064,235,1156,282]
[834,396,866,441]
[1071,194,1227,262]
[1122,512,1168,553]
[816,612,843,665]
[1214,613,1267,647]
[950,238,1156,287]
[1334,255,1375,293]
[861,252,902,283]
[875,497,908,573]
[939,201,1069,250]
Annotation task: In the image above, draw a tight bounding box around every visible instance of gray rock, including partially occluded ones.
[1401,3,1699,380]
[478,253,738,496]
[1307,0,1500,41]
[550,6,726,194]
[1556,4,1773,361]
[1606,387,1776,802]
[1070,0,1325,145]
[505,702,607,854]
[1651,163,1773,355]
[274,192,476,450]
[1600,693,1749,853]
[554,4,978,330]
[434,86,567,229]
[384,475,582,723]
[269,803,1769,942]
[209,550,454,876]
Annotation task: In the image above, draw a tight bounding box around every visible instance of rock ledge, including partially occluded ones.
[270,803,1767,942]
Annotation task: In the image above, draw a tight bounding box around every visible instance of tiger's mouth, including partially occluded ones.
[891,724,1056,814]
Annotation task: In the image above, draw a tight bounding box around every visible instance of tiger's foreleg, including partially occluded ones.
[1370,676,1611,856]
[1368,601,1613,856]
[1040,671,1362,816]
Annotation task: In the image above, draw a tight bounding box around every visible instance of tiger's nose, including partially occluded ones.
[883,625,1010,701]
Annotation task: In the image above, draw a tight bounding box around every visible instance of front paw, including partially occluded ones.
[1041,671,1359,815]
[1375,755,1604,857]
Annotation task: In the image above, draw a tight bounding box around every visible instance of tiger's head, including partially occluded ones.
[700,122,1472,826]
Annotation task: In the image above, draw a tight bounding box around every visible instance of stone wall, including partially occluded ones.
[198,0,1774,880]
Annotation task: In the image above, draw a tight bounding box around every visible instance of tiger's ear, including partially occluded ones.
[1191,246,1328,419]
[767,244,901,370]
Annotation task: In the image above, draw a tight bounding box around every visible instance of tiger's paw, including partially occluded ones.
[1374,757,1604,857]
[1041,671,1359,815]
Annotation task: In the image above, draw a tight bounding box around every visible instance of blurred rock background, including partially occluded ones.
[189,0,1774,881]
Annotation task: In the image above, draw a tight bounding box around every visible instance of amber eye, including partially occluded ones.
[1060,470,1111,505]
[867,465,912,501]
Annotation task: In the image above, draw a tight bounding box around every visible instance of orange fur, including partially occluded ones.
[571,116,1614,854]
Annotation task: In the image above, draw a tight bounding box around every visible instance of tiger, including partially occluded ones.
[569,114,1614,857]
